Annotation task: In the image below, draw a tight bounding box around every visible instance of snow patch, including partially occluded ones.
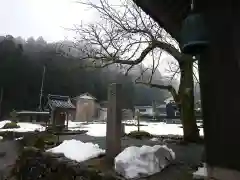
[15,137,24,141]
[115,145,175,179]
[47,139,105,162]
[63,120,204,137]
[85,123,106,137]
[150,137,159,142]
[0,120,45,132]
[0,136,3,140]
[82,122,204,137]
[193,167,207,179]
[67,120,84,128]
[193,163,207,179]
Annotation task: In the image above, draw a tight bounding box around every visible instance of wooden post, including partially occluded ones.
[66,112,69,130]
[136,110,140,132]
[121,123,125,136]
[106,83,122,164]
[197,0,240,178]
[51,109,55,128]
[0,88,3,118]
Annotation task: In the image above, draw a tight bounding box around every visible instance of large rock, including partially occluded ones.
[114,145,175,179]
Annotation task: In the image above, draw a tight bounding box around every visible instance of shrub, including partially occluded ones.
[2,122,20,129]
[0,131,24,140]
[20,132,58,150]
[127,130,153,139]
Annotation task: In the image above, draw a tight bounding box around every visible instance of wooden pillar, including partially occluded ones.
[106,83,122,164]
[51,108,55,127]
[66,112,69,130]
[198,0,240,178]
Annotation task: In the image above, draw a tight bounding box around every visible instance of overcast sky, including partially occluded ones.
[0,0,177,76]
[0,0,96,42]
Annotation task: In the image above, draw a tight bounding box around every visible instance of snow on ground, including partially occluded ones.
[150,137,159,142]
[123,120,138,125]
[0,120,45,132]
[85,123,107,137]
[66,120,85,128]
[15,137,24,141]
[68,120,204,137]
[193,165,207,179]
[47,139,105,162]
[115,145,175,179]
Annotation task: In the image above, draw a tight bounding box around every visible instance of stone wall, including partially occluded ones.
[11,147,120,180]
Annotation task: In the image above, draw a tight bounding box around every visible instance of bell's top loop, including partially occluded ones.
[191,0,194,11]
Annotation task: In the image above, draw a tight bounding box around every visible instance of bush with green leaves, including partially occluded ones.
[127,130,153,139]
[2,122,20,129]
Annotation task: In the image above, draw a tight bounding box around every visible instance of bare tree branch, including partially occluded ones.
[71,0,183,70]
[67,0,196,107]
[135,81,180,103]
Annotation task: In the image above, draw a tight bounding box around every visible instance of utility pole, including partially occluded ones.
[38,66,46,111]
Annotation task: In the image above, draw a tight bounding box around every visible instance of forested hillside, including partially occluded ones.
[0,35,170,117]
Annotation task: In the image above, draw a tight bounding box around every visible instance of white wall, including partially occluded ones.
[136,107,154,116]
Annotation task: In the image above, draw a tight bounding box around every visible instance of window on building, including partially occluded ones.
[139,109,147,112]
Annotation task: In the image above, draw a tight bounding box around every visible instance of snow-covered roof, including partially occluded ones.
[156,104,166,108]
[134,106,152,109]
[74,93,96,100]
[16,111,49,115]
[164,96,174,104]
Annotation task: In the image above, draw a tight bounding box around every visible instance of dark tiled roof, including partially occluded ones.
[48,94,75,109]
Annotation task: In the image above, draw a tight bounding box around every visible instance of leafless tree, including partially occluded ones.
[71,0,200,142]
[166,60,200,89]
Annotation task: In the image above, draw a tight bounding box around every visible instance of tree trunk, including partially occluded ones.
[179,58,200,142]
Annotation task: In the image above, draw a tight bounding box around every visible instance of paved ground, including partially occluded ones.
[59,134,203,165]
[0,140,20,179]
[0,134,204,180]
[59,134,204,180]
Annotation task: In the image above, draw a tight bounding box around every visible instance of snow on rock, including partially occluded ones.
[115,145,175,179]
[0,120,11,128]
[0,120,45,132]
[47,139,105,162]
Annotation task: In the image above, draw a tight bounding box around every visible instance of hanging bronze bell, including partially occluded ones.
[180,13,209,55]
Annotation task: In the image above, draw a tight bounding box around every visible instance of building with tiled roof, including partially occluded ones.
[46,94,75,127]
[48,95,75,109]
